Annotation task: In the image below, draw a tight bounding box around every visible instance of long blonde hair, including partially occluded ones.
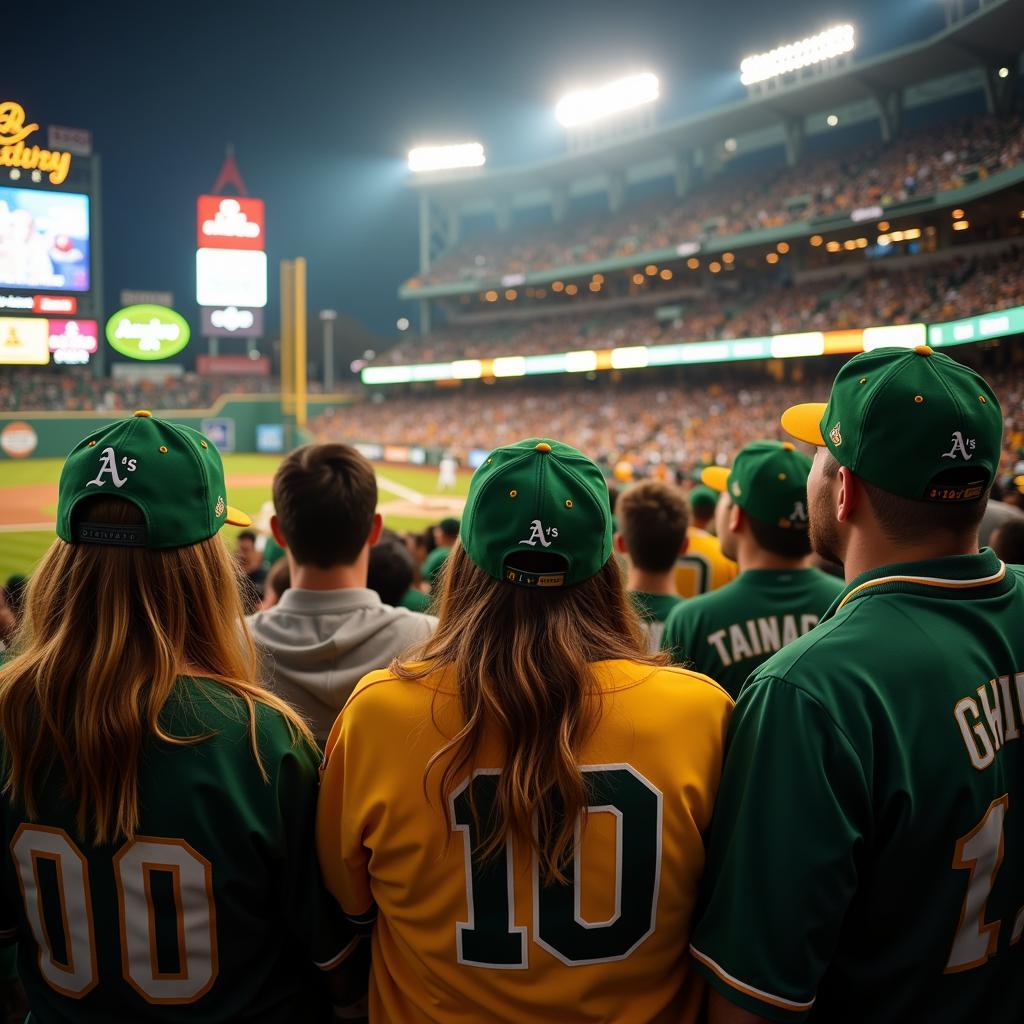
[0,496,313,845]
[395,543,664,884]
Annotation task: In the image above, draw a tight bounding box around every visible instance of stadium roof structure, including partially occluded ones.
[408,0,1022,200]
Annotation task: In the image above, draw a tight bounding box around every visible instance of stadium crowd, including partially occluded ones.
[378,248,1024,365]
[409,113,1024,287]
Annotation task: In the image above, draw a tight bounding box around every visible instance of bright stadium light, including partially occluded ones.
[407,142,485,173]
[555,72,660,127]
[740,24,856,85]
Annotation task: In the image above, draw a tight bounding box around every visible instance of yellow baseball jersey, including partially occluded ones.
[317,660,733,1024]
[674,528,738,599]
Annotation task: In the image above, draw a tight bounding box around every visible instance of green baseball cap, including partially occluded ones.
[689,484,719,510]
[56,410,251,548]
[702,441,812,530]
[782,346,1002,503]
[461,438,612,588]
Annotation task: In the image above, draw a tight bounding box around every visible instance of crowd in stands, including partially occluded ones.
[410,113,1024,288]
[379,248,1024,365]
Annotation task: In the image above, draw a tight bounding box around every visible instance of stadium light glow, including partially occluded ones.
[407,142,485,173]
[555,72,660,127]
[740,24,856,85]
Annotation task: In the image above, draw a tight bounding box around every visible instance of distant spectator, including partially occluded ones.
[247,444,436,744]
[259,557,291,612]
[675,484,738,599]
[368,529,417,607]
[423,518,460,589]
[992,519,1024,565]
[980,489,1024,547]
[234,530,268,612]
[615,481,689,652]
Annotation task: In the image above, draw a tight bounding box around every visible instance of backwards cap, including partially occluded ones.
[57,410,250,548]
[781,346,1002,502]
[460,438,612,588]
[701,440,812,529]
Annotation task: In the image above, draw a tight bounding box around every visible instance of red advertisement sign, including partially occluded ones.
[196,354,271,377]
[196,195,265,250]
[34,295,77,314]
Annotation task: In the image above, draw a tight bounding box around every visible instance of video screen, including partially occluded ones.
[0,186,90,292]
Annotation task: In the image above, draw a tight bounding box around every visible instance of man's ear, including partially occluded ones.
[837,467,860,524]
[367,512,384,547]
[678,534,689,556]
[270,515,288,549]
[614,532,627,555]
[729,502,745,535]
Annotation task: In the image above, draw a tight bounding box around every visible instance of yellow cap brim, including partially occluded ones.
[700,466,731,493]
[781,403,828,446]
[225,505,252,527]
[1014,476,1024,491]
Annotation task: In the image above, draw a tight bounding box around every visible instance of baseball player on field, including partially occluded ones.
[317,438,733,1023]
[0,412,356,1022]
[692,347,1024,1022]
[662,441,842,698]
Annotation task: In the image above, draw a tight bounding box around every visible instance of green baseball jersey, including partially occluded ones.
[690,549,1024,1022]
[0,676,352,1023]
[661,568,843,698]
[630,591,684,654]
[422,546,450,587]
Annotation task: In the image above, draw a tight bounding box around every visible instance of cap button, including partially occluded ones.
[914,345,933,356]
[781,441,795,451]
[134,409,153,418]
[535,442,552,453]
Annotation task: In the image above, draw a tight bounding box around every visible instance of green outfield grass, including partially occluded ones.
[0,456,470,581]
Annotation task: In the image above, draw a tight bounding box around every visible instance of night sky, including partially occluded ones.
[9,0,944,345]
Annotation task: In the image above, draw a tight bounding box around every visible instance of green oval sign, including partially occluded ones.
[105,304,191,361]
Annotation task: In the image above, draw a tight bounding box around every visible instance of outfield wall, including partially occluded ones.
[0,394,357,461]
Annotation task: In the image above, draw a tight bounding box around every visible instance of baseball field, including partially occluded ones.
[0,456,470,579]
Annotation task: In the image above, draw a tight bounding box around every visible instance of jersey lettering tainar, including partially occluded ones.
[690,550,1024,1023]
[0,677,352,1024]
[317,660,732,1024]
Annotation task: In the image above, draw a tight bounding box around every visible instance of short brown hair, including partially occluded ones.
[823,452,987,543]
[615,481,690,573]
[272,444,378,568]
[748,515,812,559]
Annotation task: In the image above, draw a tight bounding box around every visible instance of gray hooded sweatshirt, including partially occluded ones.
[247,588,436,743]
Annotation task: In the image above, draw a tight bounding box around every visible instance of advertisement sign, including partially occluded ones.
[196,249,267,308]
[49,319,98,365]
[0,316,49,364]
[47,125,92,156]
[105,305,190,361]
[196,196,265,251]
[0,101,73,185]
[0,294,33,311]
[35,295,77,314]
[200,418,235,453]
[256,424,284,453]
[120,289,173,307]
[0,421,38,459]
[201,305,264,337]
[0,186,90,292]
[196,354,270,376]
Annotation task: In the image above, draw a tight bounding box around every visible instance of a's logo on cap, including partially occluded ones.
[214,496,226,517]
[941,431,976,461]
[789,501,808,525]
[829,423,842,447]
[519,519,558,548]
[86,446,137,489]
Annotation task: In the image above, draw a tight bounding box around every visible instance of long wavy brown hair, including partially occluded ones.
[0,496,313,845]
[394,542,664,884]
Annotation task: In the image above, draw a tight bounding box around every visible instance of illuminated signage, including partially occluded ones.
[0,294,33,311]
[0,421,38,459]
[201,305,263,337]
[0,101,72,185]
[35,295,77,314]
[49,319,98,363]
[196,249,267,308]
[0,186,90,292]
[197,196,265,251]
[105,305,191,361]
[0,316,49,364]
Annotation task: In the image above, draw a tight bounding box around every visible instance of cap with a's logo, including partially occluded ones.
[781,346,1002,503]
[701,440,812,529]
[460,438,612,588]
[56,410,251,548]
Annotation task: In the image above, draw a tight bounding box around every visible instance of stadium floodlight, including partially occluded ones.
[407,143,485,173]
[555,72,660,127]
[740,24,855,86]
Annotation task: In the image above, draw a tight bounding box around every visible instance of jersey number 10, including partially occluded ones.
[451,764,662,968]
[10,824,216,1004]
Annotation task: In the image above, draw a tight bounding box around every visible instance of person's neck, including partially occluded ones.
[627,566,679,596]
[840,532,981,584]
[289,558,368,592]
[737,545,811,574]
[691,520,712,533]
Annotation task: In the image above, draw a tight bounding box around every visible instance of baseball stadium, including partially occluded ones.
[1,0,1024,1021]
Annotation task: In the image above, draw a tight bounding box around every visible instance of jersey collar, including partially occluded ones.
[825,548,1009,619]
